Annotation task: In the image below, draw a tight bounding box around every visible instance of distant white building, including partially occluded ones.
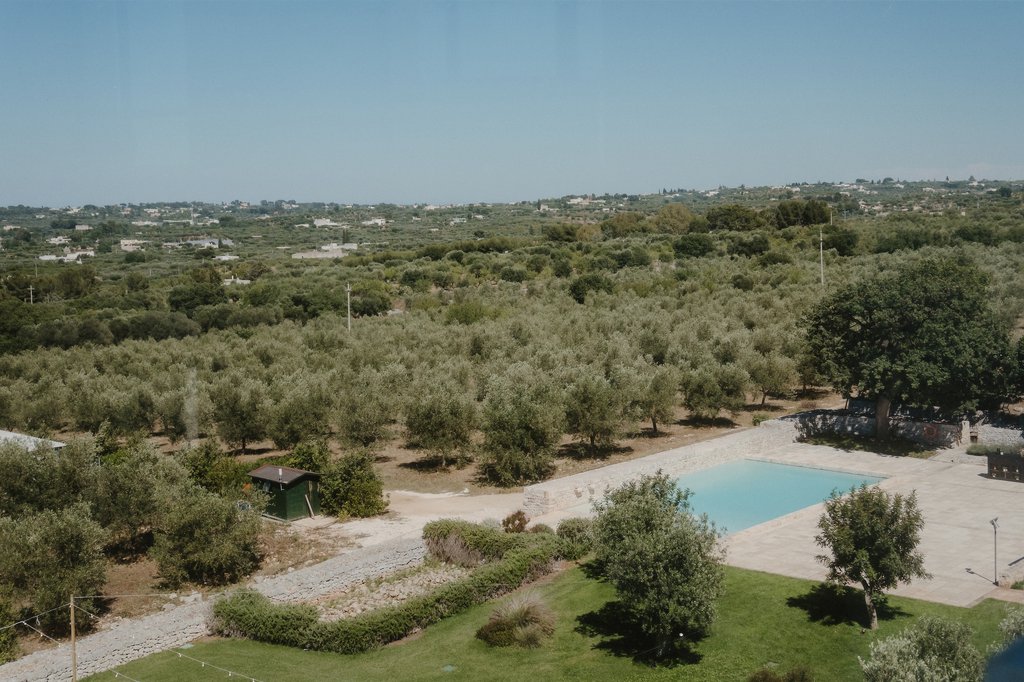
[361,217,387,228]
[47,236,70,245]
[74,224,92,231]
[214,254,239,261]
[119,239,148,252]
[313,218,339,227]
[223,276,251,286]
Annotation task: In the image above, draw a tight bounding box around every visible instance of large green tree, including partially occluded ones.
[593,473,724,657]
[815,485,928,630]
[805,256,1018,438]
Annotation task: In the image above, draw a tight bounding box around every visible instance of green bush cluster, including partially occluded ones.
[319,451,388,518]
[555,517,595,561]
[423,519,528,562]
[213,521,559,654]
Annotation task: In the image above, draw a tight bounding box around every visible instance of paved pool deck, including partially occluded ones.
[724,443,1024,607]
[538,438,1024,608]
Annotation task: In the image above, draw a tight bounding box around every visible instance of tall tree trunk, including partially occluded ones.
[875,395,892,440]
[761,391,768,406]
[862,584,879,630]
[651,416,658,434]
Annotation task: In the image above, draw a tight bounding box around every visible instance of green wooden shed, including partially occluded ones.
[248,465,321,521]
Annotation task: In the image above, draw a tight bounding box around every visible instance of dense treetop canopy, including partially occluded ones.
[805,256,1019,417]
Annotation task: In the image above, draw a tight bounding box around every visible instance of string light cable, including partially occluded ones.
[173,649,267,682]
[0,602,71,636]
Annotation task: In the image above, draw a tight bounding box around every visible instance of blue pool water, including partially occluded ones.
[674,459,884,535]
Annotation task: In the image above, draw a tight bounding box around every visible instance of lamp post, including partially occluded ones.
[991,517,999,586]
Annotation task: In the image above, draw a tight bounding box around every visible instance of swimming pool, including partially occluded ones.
[674,459,884,534]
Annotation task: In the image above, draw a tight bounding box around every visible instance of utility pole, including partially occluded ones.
[819,227,825,286]
[992,517,999,586]
[346,283,352,331]
[70,595,77,681]
[27,285,34,305]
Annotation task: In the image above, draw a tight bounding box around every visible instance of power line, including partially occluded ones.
[173,650,266,682]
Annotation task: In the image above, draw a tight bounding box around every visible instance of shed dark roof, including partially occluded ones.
[248,465,319,485]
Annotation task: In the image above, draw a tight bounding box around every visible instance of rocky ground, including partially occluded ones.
[312,561,471,620]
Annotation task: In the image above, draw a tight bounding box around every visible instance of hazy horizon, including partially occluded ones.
[2,1,1022,207]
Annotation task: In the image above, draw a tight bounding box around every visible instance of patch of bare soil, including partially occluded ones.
[256,518,354,576]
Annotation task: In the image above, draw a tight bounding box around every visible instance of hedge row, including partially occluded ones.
[422,518,529,561]
[212,521,558,654]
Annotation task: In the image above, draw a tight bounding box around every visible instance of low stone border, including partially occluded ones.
[0,536,426,682]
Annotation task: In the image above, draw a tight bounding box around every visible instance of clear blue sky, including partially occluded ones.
[1,1,1022,206]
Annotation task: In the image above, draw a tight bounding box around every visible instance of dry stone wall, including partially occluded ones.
[0,536,426,682]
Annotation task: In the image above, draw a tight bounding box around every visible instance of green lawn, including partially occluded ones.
[88,566,1011,681]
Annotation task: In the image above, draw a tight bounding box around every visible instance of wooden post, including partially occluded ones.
[70,595,77,681]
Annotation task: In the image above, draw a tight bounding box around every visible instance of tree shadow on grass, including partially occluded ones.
[786,583,909,628]
[574,600,703,667]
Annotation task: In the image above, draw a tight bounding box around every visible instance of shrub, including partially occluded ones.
[177,441,251,496]
[752,412,770,426]
[211,588,318,646]
[502,510,529,534]
[529,523,554,535]
[423,519,525,562]
[556,517,594,561]
[860,616,983,682]
[425,533,485,568]
[476,592,555,648]
[998,607,1024,648]
[320,451,387,518]
[151,487,262,587]
[966,443,1021,457]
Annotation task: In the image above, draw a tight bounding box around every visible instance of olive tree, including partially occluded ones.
[564,367,624,453]
[593,473,724,656]
[151,486,262,587]
[480,363,565,486]
[631,364,678,434]
[815,485,928,629]
[210,374,269,453]
[0,503,107,634]
[404,382,477,468]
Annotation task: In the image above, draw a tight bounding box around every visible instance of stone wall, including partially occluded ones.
[0,536,426,682]
[523,420,799,517]
[977,424,1024,448]
[788,411,962,448]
